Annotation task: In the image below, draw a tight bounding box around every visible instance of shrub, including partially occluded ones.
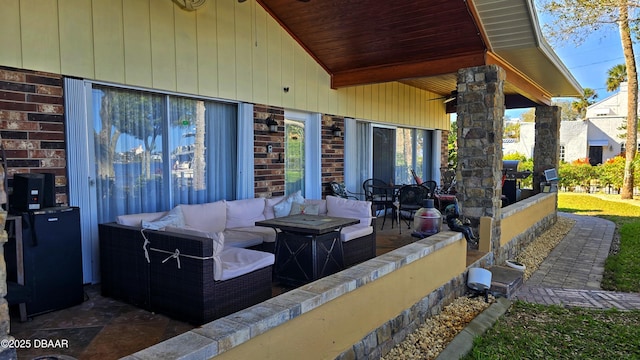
[598,156,625,190]
[558,158,597,191]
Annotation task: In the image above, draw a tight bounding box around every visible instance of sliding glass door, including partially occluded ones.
[90,85,237,224]
[67,81,241,282]
[370,125,433,187]
[285,119,305,195]
[373,127,396,185]
[395,128,432,185]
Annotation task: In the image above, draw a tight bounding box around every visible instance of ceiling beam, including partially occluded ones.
[486,52,552,106]
[331,52,486,89]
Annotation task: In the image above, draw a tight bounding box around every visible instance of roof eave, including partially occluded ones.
[473,0,582,98]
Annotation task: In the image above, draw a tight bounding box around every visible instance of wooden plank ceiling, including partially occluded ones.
[256,0,554,109]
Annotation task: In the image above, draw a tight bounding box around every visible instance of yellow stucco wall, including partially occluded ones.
[0,0,449,130]
[500,193,557,246]
[213,239,467,359]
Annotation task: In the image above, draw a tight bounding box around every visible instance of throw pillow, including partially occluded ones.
[116,211,167,227]
[273,190,305,217]
[289,202,320,215]
[141,205,186,230]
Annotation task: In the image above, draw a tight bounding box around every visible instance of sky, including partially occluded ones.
[506,14,629,119]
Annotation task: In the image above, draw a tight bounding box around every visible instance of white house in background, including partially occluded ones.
[581,81,634,164]
[503,121,535,158]
[504,82,631,164]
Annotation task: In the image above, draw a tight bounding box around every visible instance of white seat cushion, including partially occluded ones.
[164,225,215,238]
[219,248,274,281]
[226,226,278,243]
[340,225,374,242]
[325,196,374,242]
[223,229,265,248]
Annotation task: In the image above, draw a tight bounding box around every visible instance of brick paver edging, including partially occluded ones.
[515,287,640,310]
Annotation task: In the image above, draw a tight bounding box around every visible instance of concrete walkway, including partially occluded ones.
[514,212,640,310]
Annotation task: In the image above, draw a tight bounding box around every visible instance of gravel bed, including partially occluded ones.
[382,216,576,360]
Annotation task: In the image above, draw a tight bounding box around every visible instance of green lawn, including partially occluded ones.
[463,193,640,359]
[464,302,640,359]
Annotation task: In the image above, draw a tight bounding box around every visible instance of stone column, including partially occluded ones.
[456,65,505,253]
[0,139,15,359]
[533,105,561,194]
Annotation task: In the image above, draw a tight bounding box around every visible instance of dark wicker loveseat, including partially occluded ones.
[99,223,273,325]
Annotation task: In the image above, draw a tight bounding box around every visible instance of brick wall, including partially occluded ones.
[0,66,67,206]
[254,105,285,198]
[253,106,347,199]
[321,115,345,197]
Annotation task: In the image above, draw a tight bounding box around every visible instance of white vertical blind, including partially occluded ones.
[64,78,99,283]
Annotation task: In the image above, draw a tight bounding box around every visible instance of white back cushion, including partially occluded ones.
[180,200,227,233]
[226,198,267,229]
[264,196,285,219]
[326,195,372,219]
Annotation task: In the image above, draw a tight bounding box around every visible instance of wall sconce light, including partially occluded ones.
[330,124,343,137]
[265,116,278,133]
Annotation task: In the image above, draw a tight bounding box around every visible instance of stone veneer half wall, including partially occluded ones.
[496,192,558,264]
[124,232,488,360]
[124,193,557,359]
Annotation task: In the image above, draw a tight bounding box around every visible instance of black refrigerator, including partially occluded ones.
[6,206,84,317]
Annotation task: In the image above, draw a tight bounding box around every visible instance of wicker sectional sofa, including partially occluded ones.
[98,194,376,325]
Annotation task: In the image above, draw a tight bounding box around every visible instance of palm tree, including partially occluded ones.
[541,0,637,199]
[617,4,638,199]
[606,64,627,92]
[571,88,598,119]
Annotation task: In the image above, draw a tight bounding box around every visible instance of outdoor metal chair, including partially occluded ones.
[396,184,430,234]
[422,180,437,198]
[329,181,362,200]
[362,178,397,229]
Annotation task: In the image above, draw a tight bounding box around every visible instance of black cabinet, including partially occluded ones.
[6,206,84,317]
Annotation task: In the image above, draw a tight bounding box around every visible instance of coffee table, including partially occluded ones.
[256,214,359,286]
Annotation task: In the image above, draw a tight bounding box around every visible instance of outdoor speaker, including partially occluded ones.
[42,172,56,208]
[11,173,45,211]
